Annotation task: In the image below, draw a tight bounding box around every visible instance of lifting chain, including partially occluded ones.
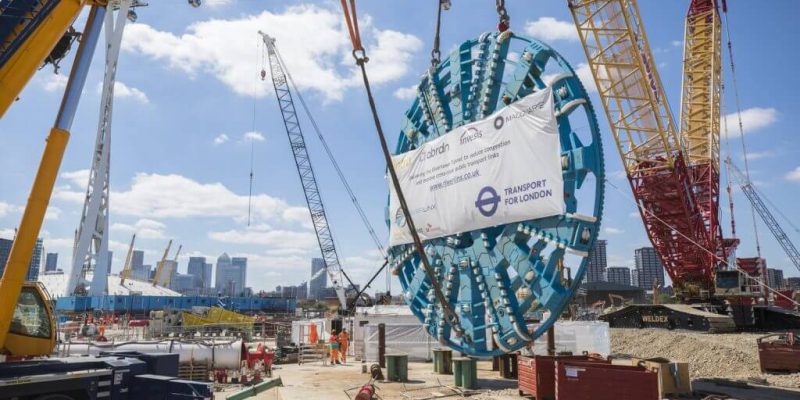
[496,0,510,32]
[429,1,448,69]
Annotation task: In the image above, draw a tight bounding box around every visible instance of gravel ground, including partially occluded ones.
[611,328,800,389]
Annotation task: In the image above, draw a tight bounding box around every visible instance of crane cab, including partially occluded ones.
[714,270,744,297]
[3,282,56,357]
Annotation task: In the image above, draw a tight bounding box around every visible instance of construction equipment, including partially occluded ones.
[152,239,173,287]
[119,233,136,285]
[0,2,108,359]
[727,160,800,275]
[571,0,800,331]
[387,24,605,354]
[570,0,725,302]
[0,0,89,118]
[257,31,357,311]
[180,306,256,336]
[163,244,182,288]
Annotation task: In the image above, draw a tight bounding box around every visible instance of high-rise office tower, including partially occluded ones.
[634,247,665,288]
[45,252,58,272]
[606,266,632,286]
[584,239,607,283]
[309,258,327,300]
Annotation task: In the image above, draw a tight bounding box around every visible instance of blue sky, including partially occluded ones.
[1,0,798,293]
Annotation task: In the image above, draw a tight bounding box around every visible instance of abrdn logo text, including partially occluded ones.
[459,127,482,145]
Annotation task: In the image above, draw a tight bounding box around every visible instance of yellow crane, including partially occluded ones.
[0,2,108,357]
[151,239,173,287]
[119,233,136,285]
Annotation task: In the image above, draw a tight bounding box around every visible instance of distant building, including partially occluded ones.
[606,266,632,286]
[171,273,196,293]
[154,260,177,287]
[631,269,639,287]
[45,252,58,272]
[187,256,211,288]
[584,239,607,283]
[634,247,664,288]
[309,258,327,300]
[215,253,246,296]
[231,257,248,292]
[786,277,800,290]
[0,237,43,281]
[204,262,213,287]
[130,250,150,281]
[767,268,785,290]
[280,283,308,299]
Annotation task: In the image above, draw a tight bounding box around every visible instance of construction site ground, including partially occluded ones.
[214,328,800,400]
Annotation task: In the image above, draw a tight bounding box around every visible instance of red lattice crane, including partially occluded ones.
[569,0,732,300]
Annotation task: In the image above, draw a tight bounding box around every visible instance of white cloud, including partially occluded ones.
[604,227,624,235]
[96,81,148,103]
[208,227,317,250]
[786,166,800,182]
[113,81,149,103]
[524,17,578,42]
[742,151,773,161]
[0,201,22,217]
[111,218,167,239]
[393,85,417,101]
[205,0,233,7]
[0,228,15,239]
[213,133,230,145]
[45,206,61,221]
[281,207,312,229]
[60,169,90,187]
[242,131,265,142]
[55,172,302,227]
[574,63,597,93]
[122,6,422,102]
[671,40,682,47]
[723,107,778,136]
[629,211,641,218]
[41,74,68,92]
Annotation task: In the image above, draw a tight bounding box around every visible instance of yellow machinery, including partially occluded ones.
[181,307,256,333]
[0,2,107,356]
[0,0,95,118]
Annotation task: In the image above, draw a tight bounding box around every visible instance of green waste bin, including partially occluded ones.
[385,353,408,382]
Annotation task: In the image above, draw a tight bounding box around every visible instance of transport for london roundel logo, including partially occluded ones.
[493,115,504,130]
[475,186,500,217]
[394,207,406,228]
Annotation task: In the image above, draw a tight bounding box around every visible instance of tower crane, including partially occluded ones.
[257,31,357,311]
[727,160,800,275]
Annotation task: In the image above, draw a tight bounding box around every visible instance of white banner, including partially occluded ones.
[389,88,563,246]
